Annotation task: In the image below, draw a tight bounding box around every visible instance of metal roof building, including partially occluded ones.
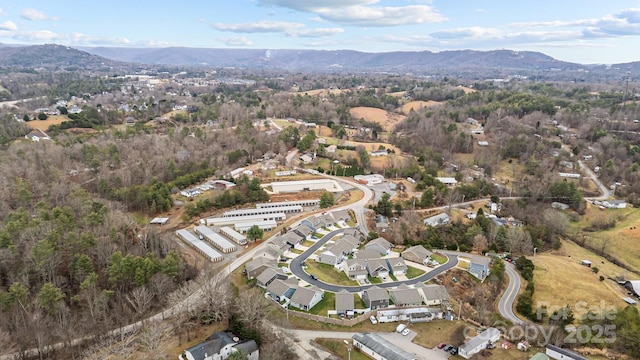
[204,213,286,226]
[222,205,303,217]
[352,332,416,360]
[218,226,247,245]
[256,199,320,208]
[234,220,278,234]
[175,229,224,262]
[194,226,237,253]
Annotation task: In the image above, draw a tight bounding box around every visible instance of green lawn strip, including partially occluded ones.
[307,261,359,286]
[431,253,447,264]
[315,339,370,360]
[406,266,426,279]
[367,275,382,284]
[301,240,315,247]
[389,274,398,281]
[306,291,335,316]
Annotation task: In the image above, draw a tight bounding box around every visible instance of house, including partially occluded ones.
[414,283,449,306]
[266,278,296,302]
[436,177,458,187]
[210,180,236,190]
[458,327,501,359]
[281,231,304,247]
[624,280,640,297]
[389,284,423,307]
[552,202,570,211]
[386,258,407,275]
[374,214,389,230]
[354,249,380,260]
[256,267,288,288]
[354,174,385,186]
[180,188,201,198]
[343,259,369,280]
[477,140,489,146]
[352,332,417,360]
[335,290,354,317]
[326,144,338,153]
[292,225,314,240]
[365,258,390,278]
[299,153,314,164]
[301,215,331,232]
[289,285,324,311]
[369,150,388,157]
[545,344,588,360]
[331,209,352,223]
[362,286,390,310]
[468,256,491,280]
[317,237,358,266]
[180,332,259,360]
[423,213,450,227]
[244,257,276,280]
[24,129,50,142]
[364,237,393,255]
[604,200,627,209]
[401,245,433,265]
[518,340,531,352]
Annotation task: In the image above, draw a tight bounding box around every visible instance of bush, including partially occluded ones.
[599,275,605,281]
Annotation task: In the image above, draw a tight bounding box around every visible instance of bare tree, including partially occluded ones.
[126,287,154,322]
[507,228,533,256]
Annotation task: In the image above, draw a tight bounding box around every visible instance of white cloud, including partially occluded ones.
[0,8,5,16]
[8,29,131,46]
[213,20,304,33]
[475,8,486,13]
[218,36,253,46]
[0,20,17,31]
[20,8,56,21]
[315,5,446,26]
[258,0,445,27]
[288,27,344,37]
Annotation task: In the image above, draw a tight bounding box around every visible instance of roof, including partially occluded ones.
[415,283,449,301]
[626,280,640,295]
[460,327,500,353]
[470,256,491,267]
[331,209,351,221]
[402,245,433,261]
[233,340,259,356]
[290,285,322,306]
[352,332,416,360]
[186,332,236,360]
[363,286,389,302]
[545,344,588,360]
[387,258,407,271]
[354,249,381,259]
[335,290,354,312]
[256,267,285,284]
[367,237,392,251]
[389,284,422,305]
[530,353,550,360]
[266,279,294,297]
[245,257,276,273]
[328,239,356,257]
[423,213,450,226]
[366,258,389,273]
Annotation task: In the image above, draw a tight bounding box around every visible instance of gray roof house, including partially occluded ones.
[244,257,276,279]
[343,259,369,280]
[335,289,355,316]
[352,332,416,360]
[289,285,324,311]
[362,286,390,310]
[545,344,588,360]
[401,245,433,265]
[389,284,423,307]
[468,256,491,280]
[423,213,450,227]
[292,224,313,239]
[316,238,357,267]
[414,283,449,306]
[182,332,260,360]
[386,258,408,275]
[256,267,288,288]
[281,231,305,247]
[365,237,393,255]
[331,209,352,222]
[354,249,381,260]
[458,327,501,359]
[266,236,291,258]
[266,278,296,302]
[365,258,390,278]
[342,228,362,238]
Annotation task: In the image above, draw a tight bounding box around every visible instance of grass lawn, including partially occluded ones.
[406,266,426,279]
[301,240,315,247]
[290,248,304,254]
[278,262,288,267]
[354,294,367,309]
[410,320,468,348]
[315,339,370,360]
[533,239,627,313]
[431,253,448,264]
[368,275,382,284]
[307,261,359,286]
[389,274,398,281]
[308,292,335,316]
[313,232,324,238]
[346,220,357,227]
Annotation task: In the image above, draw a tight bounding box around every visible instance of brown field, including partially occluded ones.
[398,100,443,114]
[533,239,628,313]
[457,85,477,94]
[25,115,70,130]
[298,88,346,97]
[349,107,406,132]
[387,91,406,97]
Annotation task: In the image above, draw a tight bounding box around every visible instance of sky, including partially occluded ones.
[1,1,640,64]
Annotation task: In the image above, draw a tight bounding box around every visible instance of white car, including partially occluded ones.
[402,328,411,336]
[369,316,378,324]
[396,324,407,333]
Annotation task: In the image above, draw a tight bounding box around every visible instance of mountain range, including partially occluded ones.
[1,43,639,77]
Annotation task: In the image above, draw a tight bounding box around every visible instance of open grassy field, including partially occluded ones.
[306,261,359,286]
[406,266,426,279]
[533,239,628,313]
[349,107,406,132]
[457,85,477,94]
[316,339,371,360]
[398,100,443,114]
[309,291,335,316]
[25,115,70,130]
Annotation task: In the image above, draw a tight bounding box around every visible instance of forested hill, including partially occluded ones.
[0,44,128,71]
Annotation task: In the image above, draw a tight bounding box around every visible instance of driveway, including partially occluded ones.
[378,331,450,360]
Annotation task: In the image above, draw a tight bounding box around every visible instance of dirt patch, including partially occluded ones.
[25,115,70,130]
[299,88,346,97]
[349,107,406,132]
[399,100,443,114]
[457,85,476,94]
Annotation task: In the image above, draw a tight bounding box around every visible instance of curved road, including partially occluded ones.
[289,228,458,292]
[499,263,524,324]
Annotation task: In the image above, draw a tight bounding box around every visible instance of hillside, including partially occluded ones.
[0,44,128,70]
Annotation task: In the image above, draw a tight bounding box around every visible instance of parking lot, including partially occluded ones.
[378,331,451,360]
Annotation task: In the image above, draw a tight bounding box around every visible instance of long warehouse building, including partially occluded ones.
[175,229,224,262]
[256,199,320,208]
[194,226,237,253]
[204,213,286,226]
[235,220,278,234]
[222,205,302,217]
[269,179,343,193]
[219,226,248,245]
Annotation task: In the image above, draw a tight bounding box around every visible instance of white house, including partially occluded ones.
[458,327,501,359]
[424,213,450,227]
[354,174,385,186]
[289,285,324,311]
[545,344,588,360]
[436,177,458,187]
[180,332,259,360]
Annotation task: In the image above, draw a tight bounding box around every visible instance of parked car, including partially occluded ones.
[310,274,318,280]
[396,324,407,333]
[437,343,446,349]
[402,328,411,336]
[450,347,458,355]
[369,316,378,324]
[443,345,453,351]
